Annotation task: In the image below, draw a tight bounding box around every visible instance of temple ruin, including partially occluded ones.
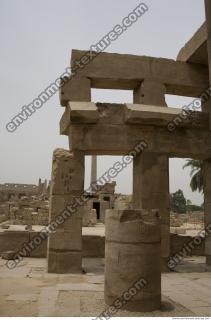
[45,0,211,311]
[1,1,211,316]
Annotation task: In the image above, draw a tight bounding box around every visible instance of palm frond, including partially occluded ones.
[183,159,204,193]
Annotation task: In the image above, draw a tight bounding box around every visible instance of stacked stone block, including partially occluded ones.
[47,148,84,273]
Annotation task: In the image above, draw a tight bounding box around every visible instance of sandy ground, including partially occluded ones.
[0,256,211,317]
[0,222,106,236]
[1,221,204,238]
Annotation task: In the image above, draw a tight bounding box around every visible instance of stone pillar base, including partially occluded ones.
[47,250,82,274]
[105,295,161,312]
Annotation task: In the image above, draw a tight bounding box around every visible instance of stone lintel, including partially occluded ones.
[177,22,208,65]
[69,123,211,159]
[71,49,209,97]
[60,102,209,135]
[125,104,209,128]
[68,101,99,123]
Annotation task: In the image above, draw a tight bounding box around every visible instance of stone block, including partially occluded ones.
[49,194,83,229]
[59,76,91,106]
[68,102,99,123]
[29,231,48,257]
[71,49,209,97]
[48,228,82,252]
[50,149,84,196]
[82,235,105,258]
[1,251,17,260]
[47,250,82,273]
[0,231,30,255]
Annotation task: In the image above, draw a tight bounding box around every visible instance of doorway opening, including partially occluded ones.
[93,201,100,220]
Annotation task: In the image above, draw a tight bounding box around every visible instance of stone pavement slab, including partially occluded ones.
[0,256,210,317]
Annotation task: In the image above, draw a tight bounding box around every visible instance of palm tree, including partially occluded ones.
[183,159,204,193]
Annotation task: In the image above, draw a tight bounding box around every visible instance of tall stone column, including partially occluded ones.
[47,149,84,273]
[133,79,170,271]
[91,155,97,191]
[204,159,211,267]
[204,1,211,267]
[205,0,211,99]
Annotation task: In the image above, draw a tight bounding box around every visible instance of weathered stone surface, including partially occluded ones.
[68,101,98,123]
[133,156,170,227]
[70,121,211,159]
[133,80,170,272]
[29,231,48,257]
[98,201,109,223]
[133,80,166,106]
[91,155,97,192]
[104,209,161,312]
[177,23,207,65]
[48,228,82,252]
[125,104,209,128]
[47,217,82,273]
[49,194,84,227]
[170,233,204,257]
[89,209,97,225]
[82,235,105,258]
[203,1,211,266]
[60,106,71,135]
[47,250,82,274]
[205,0,211,129]
[203,7,211,266]
[1,251,17,260]
[204,159,211,266]
[83,208,97,227]
[71,50,209,97]
[50,149,84,196]
[0,231,30,256]
[67,103,211,159]
[61,101,208,130]
[59,76,91,106]
[48,148,84,273]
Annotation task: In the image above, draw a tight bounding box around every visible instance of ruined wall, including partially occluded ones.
[170,233,204,256]
[0,230,205,258]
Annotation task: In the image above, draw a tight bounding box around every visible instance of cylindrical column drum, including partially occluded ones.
[105,209,161,312]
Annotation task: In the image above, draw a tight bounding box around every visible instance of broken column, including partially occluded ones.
[105,209,161,312]
[133,79,170,271]
[47,148,84,273]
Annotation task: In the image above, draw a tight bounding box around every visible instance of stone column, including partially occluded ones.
[204,159,211,267]
[91,155,97,191]
[105,209,161,312]
[50,75,91,273]
[133,79,170,271]
[38,178,42,194]
[47,149,84,273]
[202,84,211,267]
[202,0,211,266]
[205,1,211,119]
